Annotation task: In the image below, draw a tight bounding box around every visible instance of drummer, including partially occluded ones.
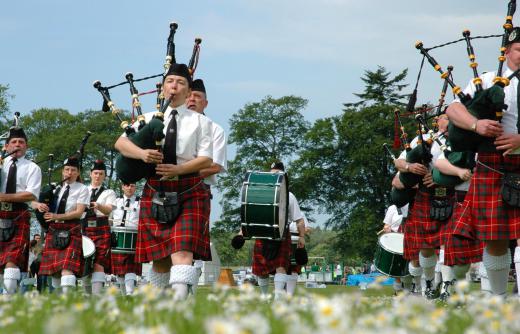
[115,63,213,300]
[36,155,90,293]
[82,160,116,295]
[110,183,141,295]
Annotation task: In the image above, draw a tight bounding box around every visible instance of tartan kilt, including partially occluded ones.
[39,222,83,276]
[110,252,142,275]
[252,232,292,276]
[83,223,112,272]
[403,220,419,262]
[135,176,210,263]
[407,188,444,249]
[443,192,483,266]
[0,209,30,269]
[460,152,520,240]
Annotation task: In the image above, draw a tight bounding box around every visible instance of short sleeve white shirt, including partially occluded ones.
[89,186,117,217]
[111,195,140,227]
[1,155,42,199]
[55,181,90,214]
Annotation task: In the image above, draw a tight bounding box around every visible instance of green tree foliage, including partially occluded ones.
[215,95,310,233]
[0,84,14,133]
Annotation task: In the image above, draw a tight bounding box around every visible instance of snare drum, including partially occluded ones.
[111,226,138,254]
[373,232,409,277]
[240,171,288,240]
[82,236,96,277]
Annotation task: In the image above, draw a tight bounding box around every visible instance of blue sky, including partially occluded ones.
[1,0,511,224]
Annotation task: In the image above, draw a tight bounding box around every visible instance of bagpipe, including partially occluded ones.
[93,22,202,184]
[35,131,92,229]
[414,0,518,152]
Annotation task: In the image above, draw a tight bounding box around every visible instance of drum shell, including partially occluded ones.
[111,226,138,254]
[373,233,409,277]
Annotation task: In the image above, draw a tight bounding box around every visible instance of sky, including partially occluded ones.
[0,0,513,224]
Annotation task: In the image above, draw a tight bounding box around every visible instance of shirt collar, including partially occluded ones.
[166,104,188,119]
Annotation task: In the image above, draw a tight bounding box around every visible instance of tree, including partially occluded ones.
[293,67,409,260]
[0,84,14,134]
[215,95,310,233]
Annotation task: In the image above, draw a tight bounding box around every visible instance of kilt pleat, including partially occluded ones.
[461,152,520,240]
[0,209,31,269]
[135,176,210,263]
[407,188,445,249]
[252,232,292,276]
[39,222,83,276]
[110,252,142,275]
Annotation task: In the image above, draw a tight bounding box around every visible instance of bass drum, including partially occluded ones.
[240,171,288,240]
[374,232,409,277]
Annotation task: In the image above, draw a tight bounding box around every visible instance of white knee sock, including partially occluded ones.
[440,265,455,282]
[61,275,76,294]
[285,273,298,295]
[257,276,269,295]
[435,250,444,288]
[3,267,20,295]
[408,263,423,292]
[419,253,437,282]
[170,265,197,301]
[273,273,286,299]
[514,247,520,297]
[91,272,105,295]
[149,267,170,289]
[483,248,511,296]
[452,264,470,280]
[124,273,137,295]
[52,276,61,291]
[478,262,491,294]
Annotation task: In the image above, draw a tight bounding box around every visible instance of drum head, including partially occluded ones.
[82,236,96,257]
[378,233,404,254]
[277,173,288,238]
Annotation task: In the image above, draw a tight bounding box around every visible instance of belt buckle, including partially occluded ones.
[435,187,447,197]
[1,202,13,211]
[87,219,97,228]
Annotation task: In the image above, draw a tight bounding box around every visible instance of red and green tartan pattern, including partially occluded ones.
[0,209,31,270]
[442,192,483,266]
[407,189,445,250]
[39,222,83,276]
[403,220,419,262]
[252,232,291,276]
[110,252,142,275]
[135,176,210,263]
[462,152,520,241]
[83,224,112,272]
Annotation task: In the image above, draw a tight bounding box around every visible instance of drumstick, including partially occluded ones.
[377,229,385,235]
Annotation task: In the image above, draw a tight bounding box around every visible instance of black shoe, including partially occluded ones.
[424,280,439,300]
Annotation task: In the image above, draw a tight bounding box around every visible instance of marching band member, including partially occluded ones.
[82,160,116,295]
[36,156,89,293]
[0,127,41,295]
[447,28,520,296]
[186,78,227,294]
[110,183,141,295]
[115,63,213,300]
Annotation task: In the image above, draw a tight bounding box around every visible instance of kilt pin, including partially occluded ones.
[39,222,83,276]
[135,176,210,263]
[0,208,31,270]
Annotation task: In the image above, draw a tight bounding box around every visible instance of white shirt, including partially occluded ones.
[1,155,42,199]
[397,133,445,169]
[54,181,90,214]
[455,64,519,135]
[383,204,409,232]
[111,195,140,227]
[88,185,117,217]
[288,192,305,242]
[204,119,227,186]
[124,104,213,164]
[436,152,470,191]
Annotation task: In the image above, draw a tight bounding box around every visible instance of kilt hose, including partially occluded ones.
[83,221,112,272]
[457,152,520,241]
[135,176,210,264]
[39,222,83,276]
[110,252,142,275]
[443,191,483,266]
[0,208,31,270]
[407,188,449,250]
[252,232,292,276]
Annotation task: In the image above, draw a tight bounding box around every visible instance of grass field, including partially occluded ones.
[0,282,518,334]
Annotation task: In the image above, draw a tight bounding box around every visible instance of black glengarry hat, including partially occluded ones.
[63,155,80,168]
[191,79,206,94]
[507,27,520,45]
[164,63,193,88]
[91,159,106,171]
[7,127,27,142]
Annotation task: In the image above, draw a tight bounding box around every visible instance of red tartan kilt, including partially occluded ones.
[403,220,419,262]
[462,152,520,240]
[0,209,30,269]
[83,224,111,272]
[252,233,291,276]
[443,194,483,266]
[407,189,443,249]
[110,252,142,275]
[39,222,83,276]
[135,176,210,263]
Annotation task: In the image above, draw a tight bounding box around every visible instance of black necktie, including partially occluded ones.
[5,158,17,194]
[90,188,98,202]
[56,185,70,214]
[163,110,178,164]
[121,198,130,225]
